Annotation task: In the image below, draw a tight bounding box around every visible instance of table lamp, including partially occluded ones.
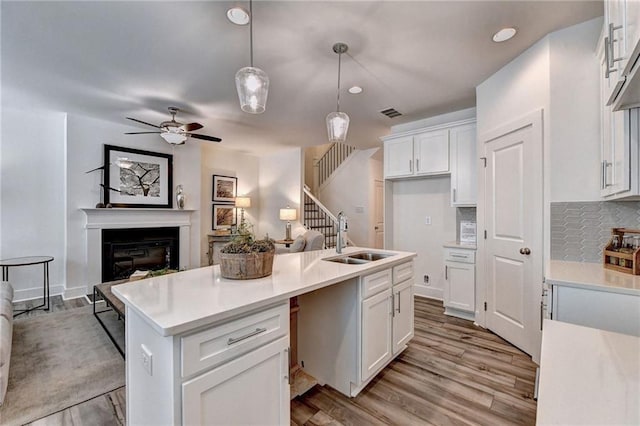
[279,206,297,240]
[235,196,251,228]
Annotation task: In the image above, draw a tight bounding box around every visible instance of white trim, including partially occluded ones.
[14,285,64,302]
[413,284,443,300]
[64,285,89,300]
[380,118,476,141]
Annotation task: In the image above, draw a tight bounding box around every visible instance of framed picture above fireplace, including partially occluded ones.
[212,204,236,230]
[104,145,173,208]
[212,175,237,203]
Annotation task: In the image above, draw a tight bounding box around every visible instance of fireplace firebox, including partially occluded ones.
[102,227,179,282]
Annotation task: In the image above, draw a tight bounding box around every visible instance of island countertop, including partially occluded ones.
[112,247,416,336]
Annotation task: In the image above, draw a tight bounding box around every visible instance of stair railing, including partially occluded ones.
[316,142,356,187]
[303,187,354,249]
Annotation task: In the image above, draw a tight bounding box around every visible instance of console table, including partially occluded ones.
[207,234,233,265]
[0,256,53,317]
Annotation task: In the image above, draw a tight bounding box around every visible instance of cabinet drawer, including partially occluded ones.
[444,248,475,264]
[181,302,289,378]
[393,261,414,285]
[361,269,392,299]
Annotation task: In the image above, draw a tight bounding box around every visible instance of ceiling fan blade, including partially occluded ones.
[189,133,222,142]
[126,117,161,128]
[182,122,203,132]
[124,131,162,134]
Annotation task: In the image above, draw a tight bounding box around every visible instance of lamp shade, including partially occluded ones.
[279,207,297,221]
[160,132,187,145]
[235,66,269,114]
[235,196,251,208]
[326,111,350,142]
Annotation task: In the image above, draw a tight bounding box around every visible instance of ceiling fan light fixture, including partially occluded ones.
[492,27,517,43]
[160,132,188,145]
[326,42,350,142]
[236,0,269,114]
[227,7,250,25]
[236,66,269,114]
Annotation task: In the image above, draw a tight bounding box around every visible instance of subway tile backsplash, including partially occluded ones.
[550,201,640,262]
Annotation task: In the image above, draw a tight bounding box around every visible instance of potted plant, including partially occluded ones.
[219,222,275,279]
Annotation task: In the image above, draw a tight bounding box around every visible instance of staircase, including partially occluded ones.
[303,188,339,248]
[316,142,356,188]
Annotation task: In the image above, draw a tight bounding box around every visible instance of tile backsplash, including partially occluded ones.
[550,201,640,262]
[456,207,477,242]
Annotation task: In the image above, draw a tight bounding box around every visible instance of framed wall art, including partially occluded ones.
[212,204,237,230]
[212,175,237,203]
[104,145,173,208]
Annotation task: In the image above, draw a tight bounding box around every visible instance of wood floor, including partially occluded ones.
[17,296,537,425]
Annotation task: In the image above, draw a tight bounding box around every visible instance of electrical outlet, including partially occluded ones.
[424,275,429,284]
[425,216,432,225]
[355,206,364,214]
[141,344,153,375]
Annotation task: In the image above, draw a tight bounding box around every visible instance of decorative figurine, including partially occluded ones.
[176,185,185,209]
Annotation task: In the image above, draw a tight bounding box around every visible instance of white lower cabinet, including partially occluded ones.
[182,336,290,425]
[443,247,476,320]
[297,260,415,397]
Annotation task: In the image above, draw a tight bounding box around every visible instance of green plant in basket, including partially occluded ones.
[220,221,275,254]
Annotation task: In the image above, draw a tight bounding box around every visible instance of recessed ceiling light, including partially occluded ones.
[227,7,250,25]
[348,86,363,94]
[492,27,517,42]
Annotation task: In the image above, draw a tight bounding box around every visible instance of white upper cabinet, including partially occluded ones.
[450,124,477,206]
[414,129,450,176]
[605,0,640,110]
[384,136,414,178]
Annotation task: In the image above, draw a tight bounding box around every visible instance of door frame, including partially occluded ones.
[476,109,545,363]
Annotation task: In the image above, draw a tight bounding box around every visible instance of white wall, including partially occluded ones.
[549,17,602,202]
[258,148,304,240]
[391,177,456,299]
[200,144,260,265]
[65,113,201,297]
[0,108,67,300]
[317,148,382,247]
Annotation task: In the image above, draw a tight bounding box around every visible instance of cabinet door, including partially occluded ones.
[444,261,475,312]
[450,124,477,206]
[361,289,392,382]
[392,279,414,354]
[182,336,290,426]
[414,130,450,175]
[384,136,414,178]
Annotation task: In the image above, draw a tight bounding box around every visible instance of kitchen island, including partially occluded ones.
[113,247,416,425]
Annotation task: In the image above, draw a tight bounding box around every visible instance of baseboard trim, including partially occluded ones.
[63,286,89,300]
[14,285,64,303]
[414,285,443,300]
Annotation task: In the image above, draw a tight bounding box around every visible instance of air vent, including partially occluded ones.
[380,108,402,118]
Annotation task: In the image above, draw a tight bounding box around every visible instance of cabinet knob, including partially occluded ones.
[519,247,531,255]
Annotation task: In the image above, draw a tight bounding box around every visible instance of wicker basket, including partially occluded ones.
[219,250,275,280]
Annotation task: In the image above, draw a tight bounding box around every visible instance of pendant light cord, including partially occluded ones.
[336,51,342,112]
[249,0,254,67]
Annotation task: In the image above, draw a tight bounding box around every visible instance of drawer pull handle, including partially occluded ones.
[227,327,267,345]
[450,254,468,258]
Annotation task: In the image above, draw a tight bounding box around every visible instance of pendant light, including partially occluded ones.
[235,0,269,114]
[326,42,350,142]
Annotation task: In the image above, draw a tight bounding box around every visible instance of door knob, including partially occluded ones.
[519,247,531,255]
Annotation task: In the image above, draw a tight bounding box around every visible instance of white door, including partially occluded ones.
[483,112,543,358]
[444,261,475,312]
[374,180,384,248]
[384,136,414,178]
[414,130,450,175]
[361,289,392,382]
[392,279,414,354]
[182,337,290,425]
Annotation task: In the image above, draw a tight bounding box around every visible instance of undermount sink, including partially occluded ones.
[348,252,395,261]
[323,251,395,265]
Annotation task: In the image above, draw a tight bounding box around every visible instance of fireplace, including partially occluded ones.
[102,227,179,282]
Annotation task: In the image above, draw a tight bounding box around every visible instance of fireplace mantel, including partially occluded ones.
[81,208,195,288]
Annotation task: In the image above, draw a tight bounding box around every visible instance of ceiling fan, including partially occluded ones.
[125,107,221,145]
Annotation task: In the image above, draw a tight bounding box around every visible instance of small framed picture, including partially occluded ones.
[212,175,237,203]
[212,204,237,230]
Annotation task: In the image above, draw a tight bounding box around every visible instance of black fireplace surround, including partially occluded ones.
[102,227,179,282]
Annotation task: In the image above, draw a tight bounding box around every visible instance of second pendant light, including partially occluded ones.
[326,42,350,142]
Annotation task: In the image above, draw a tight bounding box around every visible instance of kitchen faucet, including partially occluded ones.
[337,211,347,254]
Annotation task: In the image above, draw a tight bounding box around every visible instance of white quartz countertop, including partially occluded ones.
[443,241,477,250]
[112,247,416,336]
[546,260,640,296]
[536,319,640,425]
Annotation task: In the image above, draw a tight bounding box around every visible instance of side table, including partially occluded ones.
[0,256,53,317]
[275,239,295,248]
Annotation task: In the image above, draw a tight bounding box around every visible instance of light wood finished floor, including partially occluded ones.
[17,296,537,425]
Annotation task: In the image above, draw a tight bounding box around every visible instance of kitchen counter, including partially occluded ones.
[546,260,640,296]
[113,246,416,336]
[536,319,640,425]
[443,241,477,250]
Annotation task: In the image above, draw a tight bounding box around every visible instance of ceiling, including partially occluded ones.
[1,1,603,155]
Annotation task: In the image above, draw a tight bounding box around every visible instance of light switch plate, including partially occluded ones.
[425,216,432,225]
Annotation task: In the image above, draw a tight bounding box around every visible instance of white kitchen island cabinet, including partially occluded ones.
[113,247,416,425]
